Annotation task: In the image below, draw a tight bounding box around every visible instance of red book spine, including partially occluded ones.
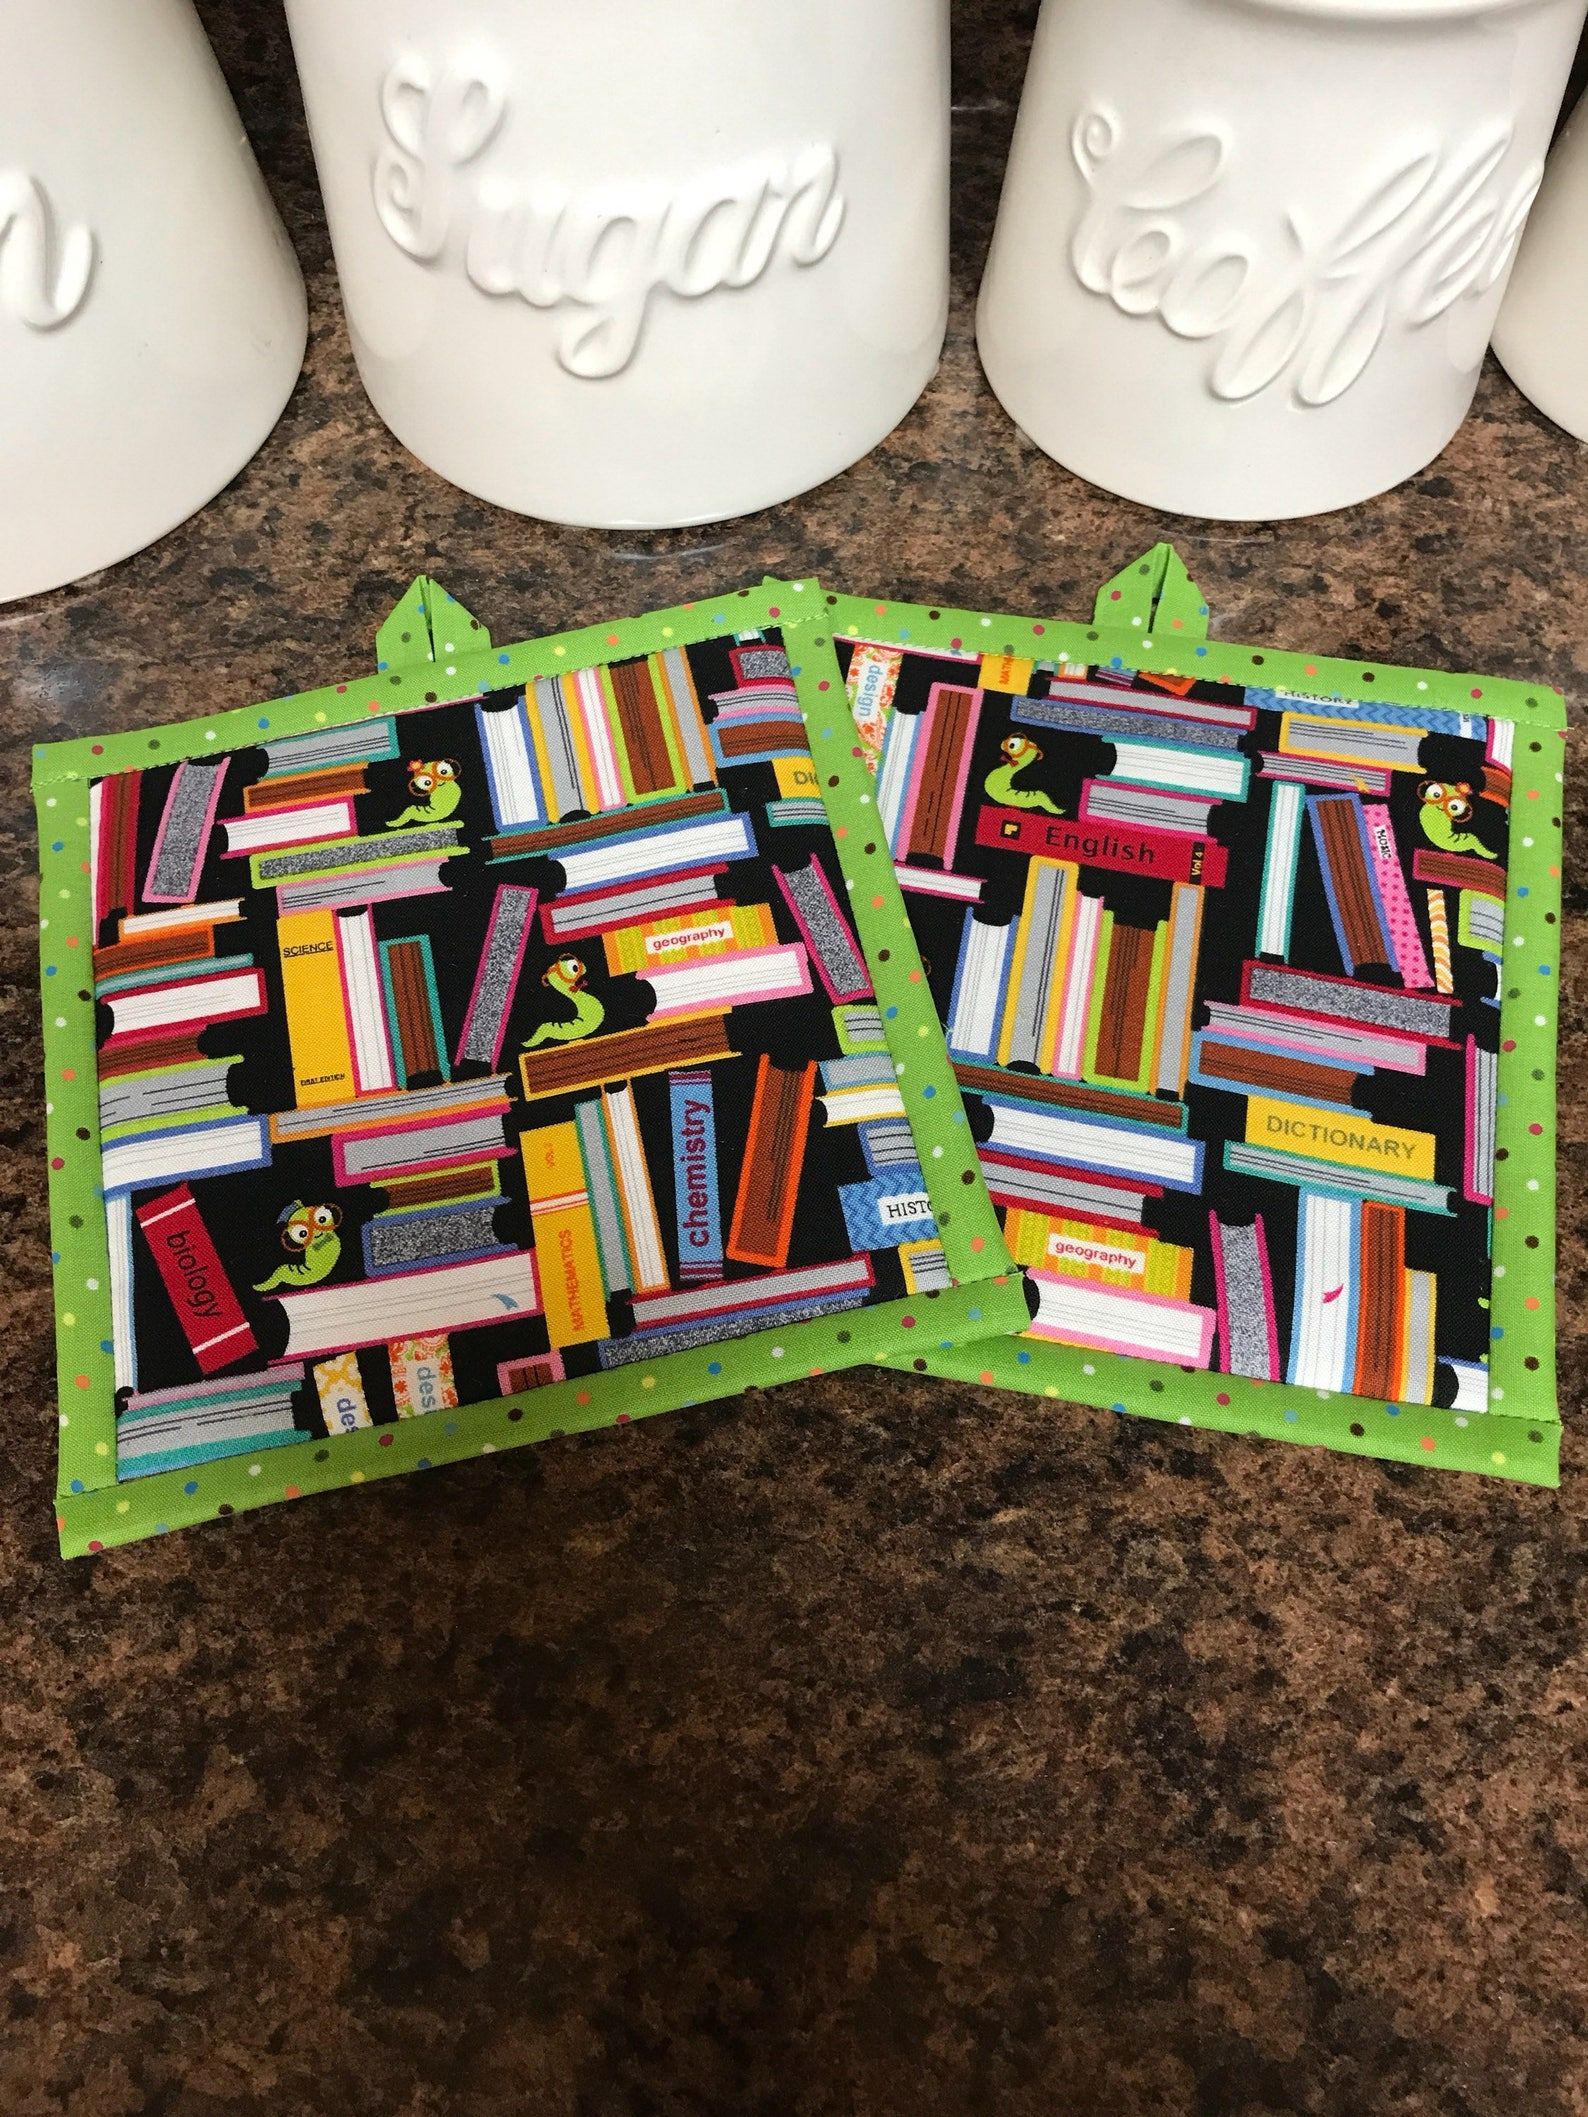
[973,806,1228,887]
[134,1183,258,1375]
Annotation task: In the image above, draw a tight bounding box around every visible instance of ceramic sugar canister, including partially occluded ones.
[1492,91,1588,441]
[282,0,951,528]
[977,0,1588,521]
[0,0,307,605]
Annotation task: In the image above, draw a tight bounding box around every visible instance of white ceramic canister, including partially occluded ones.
[1492,92,1588,440]
[0,0,307,604]
[282,0,951,528]
[977,0,1588,521]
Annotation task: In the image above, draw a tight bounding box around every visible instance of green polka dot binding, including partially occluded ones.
[777,551,1564,1488]
[36,577,1024,1557]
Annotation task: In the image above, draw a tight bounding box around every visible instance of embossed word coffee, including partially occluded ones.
[977,0,1588,517]
[1069,109,1539,409]
[284,0,951,525]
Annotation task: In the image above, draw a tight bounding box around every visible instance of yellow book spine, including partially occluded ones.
[774,755,821,800]
[524,681,563,826]
[277,907,356,1107]
[996,864,1045,1068]
[522,1122,610,1347]
[1245,1098,1436,1183]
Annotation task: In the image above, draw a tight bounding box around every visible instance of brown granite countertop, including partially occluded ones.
[2,6,1585,2112]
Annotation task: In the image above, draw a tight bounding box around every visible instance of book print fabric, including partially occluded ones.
[89,631,949,1482]
[840,636,1512,1413]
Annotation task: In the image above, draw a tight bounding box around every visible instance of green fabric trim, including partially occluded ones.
[786,576,1564,1489]
[35,578,1021,1556]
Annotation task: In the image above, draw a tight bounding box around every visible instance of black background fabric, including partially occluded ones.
[837,639,1505,1404]
[107,633,914,1435]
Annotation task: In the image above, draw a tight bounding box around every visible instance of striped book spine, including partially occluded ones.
[91,769,142,940]
[898,683,982,867]
[643,944,812,1018]
[108,1195,137,1391]
[1001,862,1072,1070]
[275,1252,540,1360]
[574,1097,631,1294]
[1308,792,1394,974]
[568,666,626,813]
[627,1256,873,1335]
[727,1058,816,1269]
[243,764,371,812]
[1465,1040,1498,1205]
[1426,889,1455,994]
[333,1106,513,1186]
[545,868,728,943]
[381,936,449,1088]
[475,696,544,831]
[1360,801,1432,988]
[947,915,1014,1061]
[1108,741,1249,800]
[1398,1270,1438,1404]
[1081,780,1217,836]
[117,1370,304,1476]
[1413,848,1506,899]
[1193,1037,1358,1104]
[1257,781,1304,960]
[980,1094,1204,1191]
[1200,1000,1427,1076]
[603,1084,670,1294]
[520,1013,734,1102]
[1054,890,1103,1082]
[1026,1273,1216,1366]
[1279,713,1424,772]
[1091,921,1161,1088]
[263,720,397,776]
[527,675,583,821]
[337,908,396,1095]
[1154,884,1203,1096]
[981,1152,1151,1223]
[1352,1202,1406,1400]
[1259,752,1393,797]
[1225,1142,1453,1215]
[653,647,716,788]
[1288,1191,1360,1390]
[876,705,923,855]
[952,1064,1186,1129]
[606,657,682,800]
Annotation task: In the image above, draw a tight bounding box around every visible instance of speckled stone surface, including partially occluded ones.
[2,6,1585,2112]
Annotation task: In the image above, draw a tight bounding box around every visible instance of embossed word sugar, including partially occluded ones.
[374,62,846,378]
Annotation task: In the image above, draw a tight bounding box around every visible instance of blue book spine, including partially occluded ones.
[669,1070,722,1283]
